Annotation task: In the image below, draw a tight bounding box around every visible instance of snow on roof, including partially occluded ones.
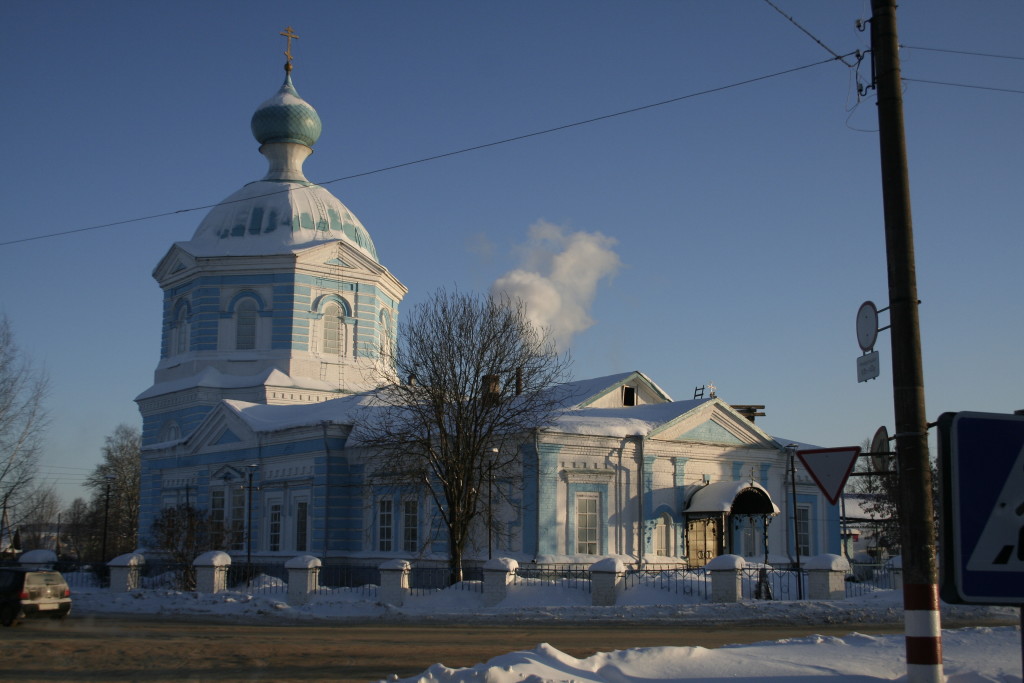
[546,399,707,437]
[136,367,338,401]
[224,391,381,433]
[555,371,672,407]
[685,481,781,514]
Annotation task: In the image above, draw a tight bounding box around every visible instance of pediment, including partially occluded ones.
[574,371,672,408]
[153,244,198,283]
[650,399,777,448]
[183,402,256,455]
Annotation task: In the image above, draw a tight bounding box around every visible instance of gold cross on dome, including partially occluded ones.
[280,26,299,70]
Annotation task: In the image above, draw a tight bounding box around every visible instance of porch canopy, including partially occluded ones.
[685,481,780,516]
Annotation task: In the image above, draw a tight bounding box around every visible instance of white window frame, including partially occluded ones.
[796,504,811,557]
[576,493,599,555]
[378,499,394,552]
[402,499,419,553]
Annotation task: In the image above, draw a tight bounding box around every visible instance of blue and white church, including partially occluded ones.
[137,56,840,569]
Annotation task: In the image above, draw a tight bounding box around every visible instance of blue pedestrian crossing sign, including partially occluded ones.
[939,411,1024,605]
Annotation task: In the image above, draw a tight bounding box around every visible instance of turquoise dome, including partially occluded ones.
[250,74,322,147]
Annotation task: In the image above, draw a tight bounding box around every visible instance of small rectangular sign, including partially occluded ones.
[857,351,879,382]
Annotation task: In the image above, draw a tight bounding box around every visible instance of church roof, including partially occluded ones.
[182,69,379,261]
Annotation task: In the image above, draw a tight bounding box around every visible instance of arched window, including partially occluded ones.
[654,513,674,557]
[322,302,344,355]
[174,306,189,355]
[379,309,393,358]
[236,299,258,350]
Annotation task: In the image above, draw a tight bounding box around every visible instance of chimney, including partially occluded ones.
[515,367,523,396]
[482,374,500,403]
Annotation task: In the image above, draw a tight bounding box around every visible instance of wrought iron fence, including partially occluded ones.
[407,566,484,595]
[513,564,591,592]
[226,562,288,594]
[623,567,711,599]
[740,566,805,600]
[844,562,896,598]
[314,564,380,597]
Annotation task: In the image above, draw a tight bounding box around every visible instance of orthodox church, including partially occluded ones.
[137,48,839,569]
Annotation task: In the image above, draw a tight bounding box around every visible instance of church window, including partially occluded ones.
[378,499,394,552]
[402,499,419,553]
[229,488,246,550]
[576,493,599,555]
[236,299,258,350]
[323,302,344,355]
[655,513,673,556]
[379,310,393,358]
[295,501,309,552]
[796,505,811,557]
[268,502,282,552]
[174,306,189,355]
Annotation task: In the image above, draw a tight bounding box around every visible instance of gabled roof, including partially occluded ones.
[559,371,672,408]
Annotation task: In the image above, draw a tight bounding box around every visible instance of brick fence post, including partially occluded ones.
[590,557,625,606]
[108,552,145,592]
[286,555,321,605]
[806,554,850,600]
[706,554,745,603]
[193,551,232,594]
[378,559,411,606]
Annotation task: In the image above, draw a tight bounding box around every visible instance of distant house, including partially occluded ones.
[137,61,839,568]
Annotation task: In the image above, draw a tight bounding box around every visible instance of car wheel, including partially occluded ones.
[0,606,19,627]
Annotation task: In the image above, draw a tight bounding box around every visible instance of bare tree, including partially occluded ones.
[61,497,96,561]
[0,316,49,522]
[358,290,572,584]
[17,485,62,551]
[148,504,215,590]
[85,424,141,559]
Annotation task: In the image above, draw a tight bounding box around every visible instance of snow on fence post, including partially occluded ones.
[706,554,745,603]
[806,554,850,600]
[482,557,517,607]
[590,557,625,606]
[107,552,145,592]
[193,551,232,594]
[378,559,410,606]
[285,555,321,605]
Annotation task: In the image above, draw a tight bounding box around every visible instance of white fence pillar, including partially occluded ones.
[482,557,517,607]
[806,554,850,600]
[108,552,145,592]
[378,559,410,606]
[706,554,745,603]
[194,551,232,594]
[590,557,625,607]
[285,555,321,605]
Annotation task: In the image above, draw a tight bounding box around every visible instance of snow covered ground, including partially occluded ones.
[69,577,1021,682]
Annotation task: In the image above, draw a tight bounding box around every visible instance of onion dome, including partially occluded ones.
[184,71,378,262]
[250,74,322,148]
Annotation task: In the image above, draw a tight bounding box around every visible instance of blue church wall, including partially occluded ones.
[141,403,215,447]
[313,453,365,554]
[532,443,562,556]
[641,454,656,520]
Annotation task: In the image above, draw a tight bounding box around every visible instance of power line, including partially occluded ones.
[0,55,849,249]
[761,0,857,67]
[901,44,1024,62]
[902,77,1024,95]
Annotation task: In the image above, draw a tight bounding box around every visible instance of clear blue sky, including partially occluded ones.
[2,1,1021,505]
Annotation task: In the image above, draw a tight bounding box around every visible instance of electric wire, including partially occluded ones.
[900,44,1024,62]
[901,78,1024,95]
[761,0,857,67]
[0,55,849,249]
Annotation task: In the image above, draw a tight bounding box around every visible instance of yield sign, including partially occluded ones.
[796,447,861,505]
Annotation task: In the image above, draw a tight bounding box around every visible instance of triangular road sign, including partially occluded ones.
[796,447,861,505]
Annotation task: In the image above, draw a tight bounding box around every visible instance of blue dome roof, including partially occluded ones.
[250,74,322,147]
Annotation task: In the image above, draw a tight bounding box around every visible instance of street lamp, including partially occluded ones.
[101,474,115,563]
[785,444,804,600]
[245,464,259,574]
[487,448,498,560]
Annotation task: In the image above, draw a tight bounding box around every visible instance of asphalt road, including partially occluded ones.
[0,614,912,682]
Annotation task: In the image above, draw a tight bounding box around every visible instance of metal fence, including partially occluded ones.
[226,562,288,594]
[407,566,484,595]
[513,564,592,593]
[844,562,896,598]
[740,566,804,600]
[314,564,380,597]
[623,567,711,600]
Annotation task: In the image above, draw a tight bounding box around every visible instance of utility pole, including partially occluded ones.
[870,1,942,680]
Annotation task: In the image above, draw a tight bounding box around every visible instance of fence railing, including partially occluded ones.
[740,566,804,600]
[623,567,711,599]
[226,563,288,594]
[315,564,380,597]
[844,562,896,598]
[407,566,484,595]
[513,564,592,592]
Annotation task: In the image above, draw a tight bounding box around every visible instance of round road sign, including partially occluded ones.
[856,301,879,352]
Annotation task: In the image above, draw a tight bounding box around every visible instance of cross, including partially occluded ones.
[280,26,299,70]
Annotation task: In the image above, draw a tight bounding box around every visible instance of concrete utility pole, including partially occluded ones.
[870,1,943,680]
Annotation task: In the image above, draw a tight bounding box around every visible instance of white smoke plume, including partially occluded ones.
[492,221,621,351]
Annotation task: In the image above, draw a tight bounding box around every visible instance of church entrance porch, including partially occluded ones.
[682,481,779,568]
